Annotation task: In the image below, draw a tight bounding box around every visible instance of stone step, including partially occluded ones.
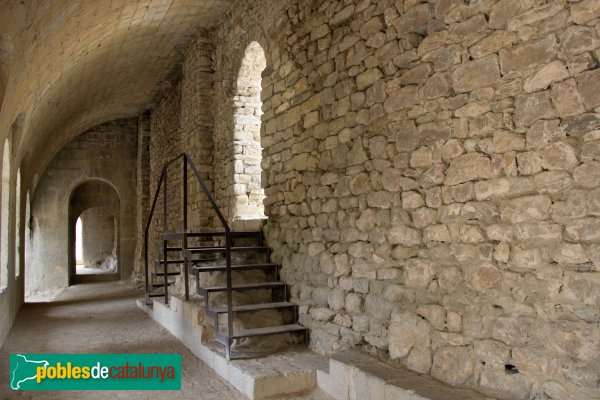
[318,350,495,400]
[137,296,323,399]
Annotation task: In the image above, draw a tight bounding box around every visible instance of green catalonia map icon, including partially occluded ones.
[10,354,49,390]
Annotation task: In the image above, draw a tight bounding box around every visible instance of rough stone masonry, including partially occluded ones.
[142,0,600,399]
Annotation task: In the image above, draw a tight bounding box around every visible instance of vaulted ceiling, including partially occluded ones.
[0,0,232,190]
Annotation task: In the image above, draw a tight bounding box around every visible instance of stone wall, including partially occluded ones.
[27,119,137,296]
[145,31,217,279]
[134,112,151,279]
[150,83,183,232]
[147,83,183,274]
[80,207,116,271]
[139,0,600,398]
[180,33,217,231]
[205,1,600,399]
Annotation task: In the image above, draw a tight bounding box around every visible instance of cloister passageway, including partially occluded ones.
[0,282,244,399]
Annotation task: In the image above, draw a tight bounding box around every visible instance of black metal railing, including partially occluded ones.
[144,152,234,344]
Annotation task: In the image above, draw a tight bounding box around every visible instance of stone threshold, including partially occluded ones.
[138,296,496,400]
[318,350,497,400]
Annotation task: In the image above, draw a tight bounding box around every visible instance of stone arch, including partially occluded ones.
[0,138,9,289]
[67,179,120,283]
[231,41,267,221]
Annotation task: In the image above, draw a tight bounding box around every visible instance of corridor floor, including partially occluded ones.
[0,282,328,399]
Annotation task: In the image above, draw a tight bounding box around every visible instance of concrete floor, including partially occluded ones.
[0,282,330,399]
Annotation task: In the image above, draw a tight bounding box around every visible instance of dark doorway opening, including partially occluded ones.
[69,180,120,283]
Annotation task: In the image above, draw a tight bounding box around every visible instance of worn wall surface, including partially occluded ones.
[27,119,137,297]
[0,129,24,348]
[134,112,151,280]
[207,1,600,399]
[144,32,217,279]
[180,33,217,231]
[80,207,117,270]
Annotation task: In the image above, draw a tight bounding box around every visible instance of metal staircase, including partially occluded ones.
[143,153,308,360]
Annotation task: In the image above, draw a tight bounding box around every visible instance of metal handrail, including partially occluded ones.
[144,153,233,350]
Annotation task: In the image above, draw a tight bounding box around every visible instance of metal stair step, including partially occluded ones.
[219,323,307,340]
[199,281,284,293]
[180,246,269,254]
[152,271,180,277]
[154,258,220,266]
[209,302,295,314]
[164,231,262,241]
[154,259,187,265]
[150,281,174,288]
[192,263,278,274]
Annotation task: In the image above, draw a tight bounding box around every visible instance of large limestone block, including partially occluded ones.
[569,0,600,23]
[551,79,586,118]
[525,119,562,150]
[499,35,556,74]
[550,243,589,264]
[574,162,600,188]
[392,3,431,35]
[463,261,503,291]
[492,131,525,153]
[384,86,419,112]
[560,113,600,136]
[470,31,517,59]
[431,346,474,386]
[356,68,383,90]
[403,259,435,289]
[514,91,558,127]
[506,1,564,31]
[451,55,500,93]
[560,26,600,56]
[489,0,526,28]
[523,61,569,93]
[500,195,552,223]
[421,73,450,98]
[565,218,600,242]
[539,141,578,171]
[388,309,431,359]
[388,225,422,246]
[577,69,600,110]
[444,153,492,185]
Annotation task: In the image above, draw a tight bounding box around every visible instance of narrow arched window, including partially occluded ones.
[0,139,9,289]
[14,168,20,278]
[233,41,267,220]
[24,190,30,281]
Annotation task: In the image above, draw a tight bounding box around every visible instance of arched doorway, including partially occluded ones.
[68,180,120,283]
